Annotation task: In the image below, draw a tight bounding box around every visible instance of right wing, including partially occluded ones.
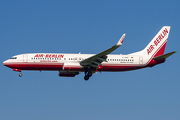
[80,34,126,68]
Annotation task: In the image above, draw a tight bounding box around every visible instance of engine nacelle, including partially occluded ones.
[58,71,79,77]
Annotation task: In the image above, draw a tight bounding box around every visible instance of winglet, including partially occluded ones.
[116,34,126,46]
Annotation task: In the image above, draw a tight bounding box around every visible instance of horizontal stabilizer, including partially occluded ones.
[153,51,177,61]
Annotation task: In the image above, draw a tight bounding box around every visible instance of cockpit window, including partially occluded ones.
[10,57,17,59]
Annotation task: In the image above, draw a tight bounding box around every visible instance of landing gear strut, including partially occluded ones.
[84,69,92,81]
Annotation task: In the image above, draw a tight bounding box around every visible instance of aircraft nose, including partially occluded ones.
[3,60,8,66]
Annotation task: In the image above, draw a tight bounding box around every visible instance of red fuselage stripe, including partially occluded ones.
[4,62,143,72]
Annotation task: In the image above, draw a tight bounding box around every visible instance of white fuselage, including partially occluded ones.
[3,53,152,72]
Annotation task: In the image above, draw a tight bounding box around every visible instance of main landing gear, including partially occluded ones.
[84,69,92,81]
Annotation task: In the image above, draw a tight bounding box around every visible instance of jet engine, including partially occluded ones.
[58,71,79,77]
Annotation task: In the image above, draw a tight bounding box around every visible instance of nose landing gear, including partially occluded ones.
[13,68,22,77]
[19,73,22,77]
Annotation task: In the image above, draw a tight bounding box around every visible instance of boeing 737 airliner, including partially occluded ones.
[3,26,176,80]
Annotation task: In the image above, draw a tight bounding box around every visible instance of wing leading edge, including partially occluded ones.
[80,34,126,68]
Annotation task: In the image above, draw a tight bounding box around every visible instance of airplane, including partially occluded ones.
[3,26,177,80]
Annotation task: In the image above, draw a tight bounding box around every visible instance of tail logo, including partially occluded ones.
[147,28,169,55]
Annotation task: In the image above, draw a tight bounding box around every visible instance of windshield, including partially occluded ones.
[10,57,17,59]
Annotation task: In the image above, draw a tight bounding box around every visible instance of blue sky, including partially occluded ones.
[0,0,180,120]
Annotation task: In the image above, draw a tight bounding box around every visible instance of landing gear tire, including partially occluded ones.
[19,73,22,77]
[84,75,89,81]
[85,70,92,76]
[88,71,92,77]
[84,69,92,81]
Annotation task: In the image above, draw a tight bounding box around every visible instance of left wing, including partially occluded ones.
[80,34,126,68]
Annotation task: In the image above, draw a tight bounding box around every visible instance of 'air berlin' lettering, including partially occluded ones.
[147,28,168,55]
[34,54,64,58]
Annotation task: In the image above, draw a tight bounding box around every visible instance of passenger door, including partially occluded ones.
[23,54,28,63]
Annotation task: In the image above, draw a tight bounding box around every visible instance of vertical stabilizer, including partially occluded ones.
[144,26,170,57]
[129,26,171,58]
